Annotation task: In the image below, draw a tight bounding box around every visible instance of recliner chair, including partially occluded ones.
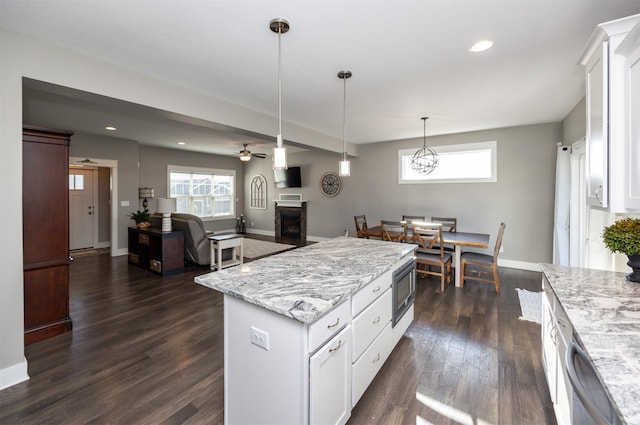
[152,213,212,265]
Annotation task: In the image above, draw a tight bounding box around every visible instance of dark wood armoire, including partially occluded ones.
[22,125,74,345]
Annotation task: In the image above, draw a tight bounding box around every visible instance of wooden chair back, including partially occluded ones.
[354,215,369,238]
[493,222,506,260]
[380,220,406,242]
[402,214,425,223]
[431,217,457,233]
[413,222,444,254]
[413,222,453,291]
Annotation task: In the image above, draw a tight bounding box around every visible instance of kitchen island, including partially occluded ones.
[195,236,416,425]
[540,264,640,425]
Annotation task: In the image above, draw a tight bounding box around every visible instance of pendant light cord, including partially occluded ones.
[277,29,282,145]
[423,117,427,149]
[342,75,347,157]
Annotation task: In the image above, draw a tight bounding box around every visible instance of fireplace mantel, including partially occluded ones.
[275,202,307,241]
[273,193,307,208]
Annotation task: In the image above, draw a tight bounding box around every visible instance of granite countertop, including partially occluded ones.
[195,236,416,324]
[540,264,640,424]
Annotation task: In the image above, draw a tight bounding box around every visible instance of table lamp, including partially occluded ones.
[156,198,176,232]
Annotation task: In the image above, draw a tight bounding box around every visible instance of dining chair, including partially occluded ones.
[431,217,457,232]
[380,220,407,243]
[354,215,370,238]
[431,216,457,251]
[460,222,506,293]
[402,215,425,242]
[413,222,453,292]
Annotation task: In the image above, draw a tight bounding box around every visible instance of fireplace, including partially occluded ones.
[275,203,307,242]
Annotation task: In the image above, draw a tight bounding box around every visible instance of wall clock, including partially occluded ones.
[320,172,341,197]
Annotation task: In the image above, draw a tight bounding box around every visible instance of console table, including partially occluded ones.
[128,227,184,276]
[209,234,244,271]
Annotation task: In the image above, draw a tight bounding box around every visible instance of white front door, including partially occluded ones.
[69,168,95,250]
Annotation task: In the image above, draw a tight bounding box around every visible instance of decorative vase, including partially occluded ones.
[626,254,640,283]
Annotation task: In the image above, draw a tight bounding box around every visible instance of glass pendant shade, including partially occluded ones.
[273,135,287,169]
[339,158,351,176]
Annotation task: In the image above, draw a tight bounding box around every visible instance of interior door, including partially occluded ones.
[69,168,95,250]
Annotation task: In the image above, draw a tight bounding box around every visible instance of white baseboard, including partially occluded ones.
[0,358,29,391]
[246,229,275,237]
[498,259,541,272]
[114,247,128,257]
[246,229,330,243]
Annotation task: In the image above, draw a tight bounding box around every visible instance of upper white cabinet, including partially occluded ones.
[617,20,640,210]
[579,14,640,211]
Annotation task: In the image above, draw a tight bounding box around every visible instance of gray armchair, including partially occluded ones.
[152,213,212,265]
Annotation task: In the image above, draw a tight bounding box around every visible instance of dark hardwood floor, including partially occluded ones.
[0,239,556,424]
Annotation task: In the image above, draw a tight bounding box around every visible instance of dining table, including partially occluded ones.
[360,225,490,288]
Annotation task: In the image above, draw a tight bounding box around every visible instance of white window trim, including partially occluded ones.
[167,164,236,221]
[398,140,497,184]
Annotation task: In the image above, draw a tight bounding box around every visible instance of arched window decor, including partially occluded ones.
[250,174,267,209]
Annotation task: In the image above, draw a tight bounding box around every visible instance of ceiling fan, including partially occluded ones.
[238,144,267,162]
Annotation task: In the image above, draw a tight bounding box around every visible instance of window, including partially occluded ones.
[168,165,235,220]
[398,141,497,184]
[69,173,84,190]
[250,175,267,209]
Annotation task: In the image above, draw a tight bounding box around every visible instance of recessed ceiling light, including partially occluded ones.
[104,126,117,131]
[178,142,186,145]
[469,40,494,53]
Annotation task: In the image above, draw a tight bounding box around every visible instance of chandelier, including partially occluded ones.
[411,117,439,175]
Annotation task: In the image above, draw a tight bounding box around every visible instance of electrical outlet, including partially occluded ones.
[500,245,504,253]
[251,221,254,226]
[250,326,269,350]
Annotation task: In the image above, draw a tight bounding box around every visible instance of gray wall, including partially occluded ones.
[138,145,244,233]
[68,132,139,251]
[562,97,586,144]
[246,122,561,265]
[97,167,111,244]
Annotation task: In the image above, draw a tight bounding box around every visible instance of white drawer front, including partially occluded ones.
[309,300,351,353]
[352,321,394,406]
[352,270,391,317]
[352,289,391,362]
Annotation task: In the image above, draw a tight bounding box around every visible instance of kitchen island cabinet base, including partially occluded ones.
[221,271,414,425]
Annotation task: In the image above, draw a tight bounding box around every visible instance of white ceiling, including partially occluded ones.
[2,0,640,158]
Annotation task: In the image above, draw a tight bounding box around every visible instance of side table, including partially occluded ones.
[209,234,244,271]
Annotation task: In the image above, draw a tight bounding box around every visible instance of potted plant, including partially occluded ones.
[602,217,640,282]
[130,210,152,229]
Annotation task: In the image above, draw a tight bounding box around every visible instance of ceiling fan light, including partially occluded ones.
[239,152,252,162]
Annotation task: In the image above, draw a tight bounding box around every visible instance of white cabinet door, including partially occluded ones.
[309,325,352,425]
[541,289,558,405]
[625,44,640,209]
[585,41,609,208]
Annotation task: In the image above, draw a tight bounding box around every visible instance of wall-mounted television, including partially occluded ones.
[274,166,302,188]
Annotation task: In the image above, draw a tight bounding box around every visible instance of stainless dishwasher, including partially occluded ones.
[566,340,621,425]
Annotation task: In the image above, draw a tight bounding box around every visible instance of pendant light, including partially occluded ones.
[338,70,352,176]
[270,18,289,170]
[411,117,439,175]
